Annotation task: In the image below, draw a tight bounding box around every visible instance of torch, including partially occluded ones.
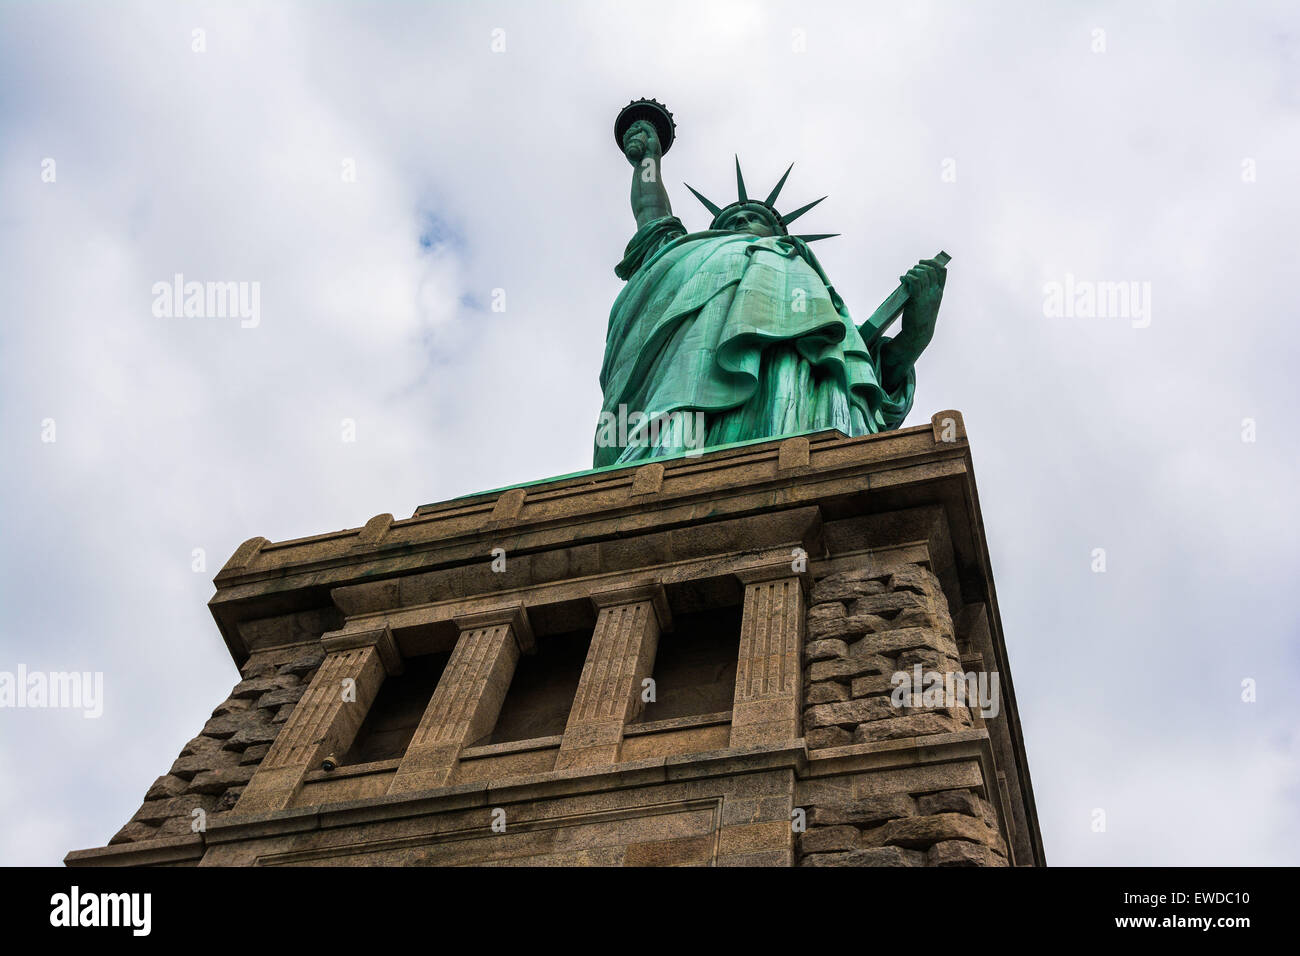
[614,98,677,156]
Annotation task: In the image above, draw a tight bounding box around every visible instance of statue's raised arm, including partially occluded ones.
[622,119,673,229]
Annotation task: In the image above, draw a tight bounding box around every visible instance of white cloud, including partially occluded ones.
[1,0,1296,865]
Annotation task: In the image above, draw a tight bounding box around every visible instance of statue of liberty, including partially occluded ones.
[594,99,948,468]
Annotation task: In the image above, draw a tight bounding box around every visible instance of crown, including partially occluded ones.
[684,157,838,243]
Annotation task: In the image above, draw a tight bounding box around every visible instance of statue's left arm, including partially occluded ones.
[880,257,946,392]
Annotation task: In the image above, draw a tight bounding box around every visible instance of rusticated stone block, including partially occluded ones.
[178,736,213,757]
[154,818,197,839]
[187,765,256,795]
[806,696,899,728]
[808,654,894,682]
[133,792,220,830]
[928,840,1007,867]
[808,613,892,641]
[839,793,916,826]
[888,566,940,596]
[108,821,158,845]
[229,675,291,700]
[804,638,847,662]
[850,674,900,698]
[847,591,926,617]
[144,774,187,801]
[895,648,963,672]
[199,714,244,739]
[239,744,271,765]
[853,713,962,743]
[806,681,849,704]
[129,799,171,826]
[155,794,223,837]
[805,726,852,749]
[222,719,280,751]
[808,602,846,623]
[211,698,253,718]
[277,647,325,677]
[806,806,849,827]
[254,686,303,710]
[917,790,987,820]
[889,608,951,637]
[165,758,202,782]
[163,792,222,819]
[928,705,974,727]
[847,627,956,658]
[801,846,924,867]
[238,657,278,680]
[169,744,241,780]
[810,575,888,604]
[860,812,1003,851]
[799,826,858,854]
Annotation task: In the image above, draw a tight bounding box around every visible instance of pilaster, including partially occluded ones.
[730,564,806,748]
[388,604,533,794]
[234,626,400,814]
[555,583,670,770]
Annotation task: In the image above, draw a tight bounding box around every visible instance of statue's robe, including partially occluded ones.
[594,215,915,467]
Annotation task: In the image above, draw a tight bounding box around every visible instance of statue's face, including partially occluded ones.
[718,203,779,237]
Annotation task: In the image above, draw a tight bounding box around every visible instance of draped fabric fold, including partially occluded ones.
[595,215,915,467]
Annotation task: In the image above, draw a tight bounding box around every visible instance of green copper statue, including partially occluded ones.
[594,99,948,468]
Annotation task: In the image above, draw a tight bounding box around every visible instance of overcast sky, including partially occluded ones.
[1,0,1296,866]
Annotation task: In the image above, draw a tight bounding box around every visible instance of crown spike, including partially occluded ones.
[684,183,723,217]
[734,155,748,202]
[765,163,794,205]
[794,234,840,243]
[781,196,827,226]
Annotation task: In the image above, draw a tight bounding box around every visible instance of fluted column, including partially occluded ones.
[388,605,533,794]
[555,584,671,770]
[235,626,401,814]
[730,566,805,747]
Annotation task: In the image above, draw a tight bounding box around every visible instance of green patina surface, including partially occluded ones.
[596,100,947,468]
